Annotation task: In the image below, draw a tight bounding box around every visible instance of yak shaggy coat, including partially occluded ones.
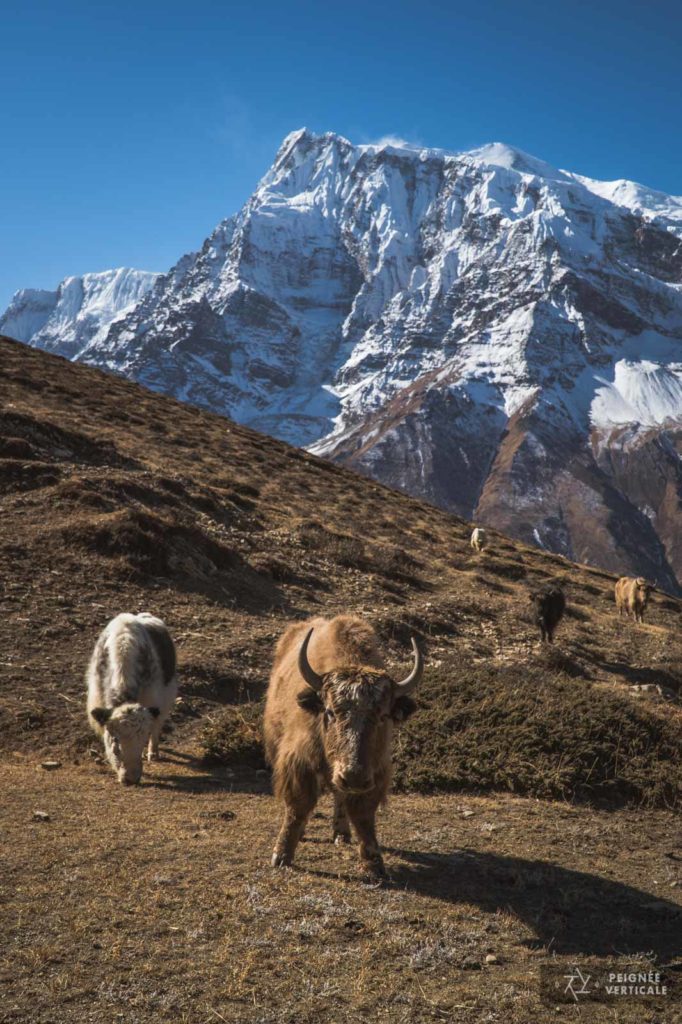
[86,612,178,784]
[264,615,422,878]
[615,577,655,623]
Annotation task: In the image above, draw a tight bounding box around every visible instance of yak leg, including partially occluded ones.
[147,716,164,761]
[332,792,351,845]
[272,767,317,868]
[346,796,387,879]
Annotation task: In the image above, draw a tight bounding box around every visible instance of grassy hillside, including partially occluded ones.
[2,336,681,1024]
[1,335,680,806]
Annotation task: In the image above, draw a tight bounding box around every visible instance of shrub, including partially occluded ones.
[392,660,681,808]
[296,521,368,569]
[202,703,266,770]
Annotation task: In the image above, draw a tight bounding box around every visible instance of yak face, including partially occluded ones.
[91,703,160,785]
[320,672,405,794]
[299,671,417,794]
[297,629,423,794]
[635,578,654,601]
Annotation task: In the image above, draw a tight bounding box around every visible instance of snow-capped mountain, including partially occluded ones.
[0,268,160,360]
[5,129,682,589]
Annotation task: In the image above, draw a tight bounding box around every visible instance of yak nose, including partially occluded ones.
[337,769,373,793]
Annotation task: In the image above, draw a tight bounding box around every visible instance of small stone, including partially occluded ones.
[462,810,475,818]
[40,761,61,771]
[485,954,500,965]
[33,810,50,822]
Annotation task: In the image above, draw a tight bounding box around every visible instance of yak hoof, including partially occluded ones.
[271,852,292,869]
[334,831,351,846]
[363,858,388,881]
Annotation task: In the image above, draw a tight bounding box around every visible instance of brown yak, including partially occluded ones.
[615,576,655,624]
[263,615,423,878]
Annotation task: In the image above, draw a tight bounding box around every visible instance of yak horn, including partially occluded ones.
[395,636,424,693]
[298,628,324,692]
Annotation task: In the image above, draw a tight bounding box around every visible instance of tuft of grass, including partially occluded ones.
[202,703,266,770]
[296,521,368,569]
[481,557,528,581]
[368,543,423,584]
[392,660,681,808]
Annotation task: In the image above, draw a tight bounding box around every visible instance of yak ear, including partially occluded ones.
[392,695,417,722]
[148,707,161,718]
[297,690,324,715]
[91,706,113,726]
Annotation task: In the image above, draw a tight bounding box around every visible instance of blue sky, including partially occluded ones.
[1,0,681,309]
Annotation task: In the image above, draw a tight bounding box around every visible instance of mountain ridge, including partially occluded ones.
[3,130,682,588]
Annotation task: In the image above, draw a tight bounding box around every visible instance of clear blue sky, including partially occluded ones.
[2,0,681,309]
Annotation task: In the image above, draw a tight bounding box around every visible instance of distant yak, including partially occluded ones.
[263,615,423,879]
[529,586,566,643]
[470,527,487,553]
[615,577,655,624]
[87,613,178,785]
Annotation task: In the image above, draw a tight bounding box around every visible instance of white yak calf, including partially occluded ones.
[87,613,178,784]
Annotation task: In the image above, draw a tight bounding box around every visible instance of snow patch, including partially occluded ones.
[591,360,682,429]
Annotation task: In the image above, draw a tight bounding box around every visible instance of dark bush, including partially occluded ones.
[392,660,681,808]
[202,703,266,770]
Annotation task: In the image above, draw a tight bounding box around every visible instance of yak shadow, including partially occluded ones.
[598,660,680,692]
[383,846,681,961]
[143,771,270,794]
[143,750,271,795]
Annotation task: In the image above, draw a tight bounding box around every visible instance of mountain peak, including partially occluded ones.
[5,131,682,590]
[464,141,567,180]
[0,267,159,357]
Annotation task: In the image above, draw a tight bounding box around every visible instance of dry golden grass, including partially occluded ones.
[2,755,681,1024]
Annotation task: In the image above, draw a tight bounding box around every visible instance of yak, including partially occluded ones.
[615,576,655,624]
[87,612,178,784]
[263,615,423,879]
[529,586,566,643]
[470,527,487,552]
